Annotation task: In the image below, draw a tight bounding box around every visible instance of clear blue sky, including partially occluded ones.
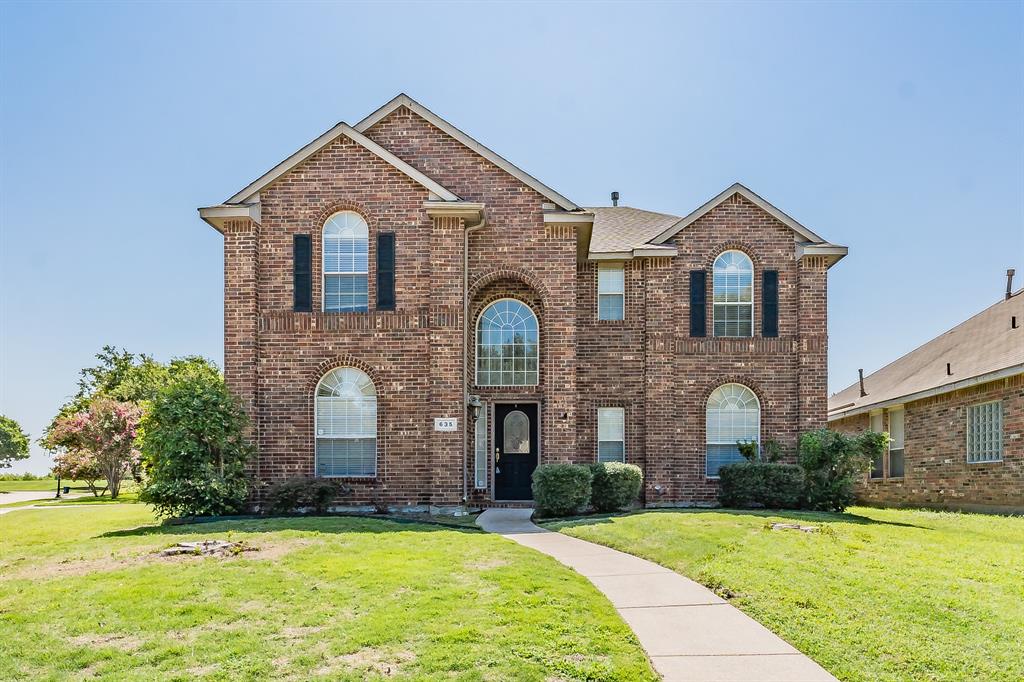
[2,1,1021,474]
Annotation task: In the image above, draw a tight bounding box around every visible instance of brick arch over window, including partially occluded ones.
[313,201,376,231]
[696,376,766,407]
[701,242,762,270]
[468,266,551,308]
[306,355,383,398]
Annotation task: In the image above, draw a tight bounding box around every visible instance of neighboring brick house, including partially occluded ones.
[198,94,847,511]
[829,283,1023,513]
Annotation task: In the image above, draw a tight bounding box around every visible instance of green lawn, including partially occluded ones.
[0,506,656,681]
[545,507,1024,682]
[0,478,97,493]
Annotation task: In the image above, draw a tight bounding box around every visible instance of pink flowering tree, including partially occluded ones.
[43,398,143,499]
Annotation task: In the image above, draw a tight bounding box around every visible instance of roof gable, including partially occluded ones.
[354,94,578,211]
[224,122,460,205]
[653,183,827,245]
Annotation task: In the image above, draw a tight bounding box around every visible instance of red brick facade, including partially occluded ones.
[831,374,1024,513]
[213,102,837,510]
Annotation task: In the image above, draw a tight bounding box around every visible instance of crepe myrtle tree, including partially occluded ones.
[0,415,30,469]
[42,398,143,499]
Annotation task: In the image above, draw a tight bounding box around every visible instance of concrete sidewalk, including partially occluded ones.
[477,508,836,682]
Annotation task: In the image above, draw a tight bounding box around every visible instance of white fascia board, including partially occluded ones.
[653,183,827,245]
[543,212,594,224]
[224,121,460,205]
[355,94,580,211]
[589,251,634,261]
[827,363,1024,421]
[198,203,261,233]
[633,246,678,257]
[423,201,485,220]
[797,242,849,267]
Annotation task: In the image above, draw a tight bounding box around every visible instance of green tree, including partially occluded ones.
[0,415,30,469]
[140,361,253,518]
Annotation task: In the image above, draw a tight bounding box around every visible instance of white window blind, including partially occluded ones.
[597,407,625,462]
[474,407,488,489]
[315,367,377,477]
[706,384,759,477]
[713,251,754,337]
[967,401,1002,463]
[323,211,369,312]
[888,408,905,478]
[598,264,625,321]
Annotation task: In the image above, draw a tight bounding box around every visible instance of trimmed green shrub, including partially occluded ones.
[799,428,882,512]
[140,361,253,518]
[717,462,805,509]
[266,476,351,514]
[532,464,592,517]
[589,462,643,512]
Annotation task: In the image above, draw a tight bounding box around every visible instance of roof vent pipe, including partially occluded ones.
[1007,268,1016,300]
[611,191,619,207]
[858,369,867,397]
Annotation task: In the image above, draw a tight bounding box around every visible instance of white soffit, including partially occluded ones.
[355,94,580,212]
[224,122,460,205]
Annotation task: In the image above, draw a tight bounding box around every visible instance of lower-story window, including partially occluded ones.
[315,367,377,477]
[706,383,760,477]
[474,406,488,489]
[597,407,625,462]
[869,411,884,479]
[888,408,905,477]
[967,400,1003,463]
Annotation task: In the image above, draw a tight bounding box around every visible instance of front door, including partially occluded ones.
[493,403,539,500]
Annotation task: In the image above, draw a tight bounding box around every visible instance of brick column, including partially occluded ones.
[222,218,259,475]
[643,258,676,504]
[428,214,465,505]
[541,224,579,463]
[797,256,829,430]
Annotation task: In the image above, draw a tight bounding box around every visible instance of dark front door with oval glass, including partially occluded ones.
[493,403,539,500]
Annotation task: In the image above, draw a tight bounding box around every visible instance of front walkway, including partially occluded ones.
[477,509,836,682]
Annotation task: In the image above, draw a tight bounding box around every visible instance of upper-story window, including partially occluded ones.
[323,211,368,312]
[597,263,625,320]
[713,250,754,337]
[476,299,539,386]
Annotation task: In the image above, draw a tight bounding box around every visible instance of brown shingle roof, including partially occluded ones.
[828,291,1024,418]
[587,206,681,254]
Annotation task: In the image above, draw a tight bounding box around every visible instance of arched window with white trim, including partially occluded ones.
[713,250,754,337]
[476,299,539,386]
[323,211,369,312]
[706,383,760,477]
[315,367,377,477]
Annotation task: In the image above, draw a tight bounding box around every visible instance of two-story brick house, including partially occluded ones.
[199,94,847,511]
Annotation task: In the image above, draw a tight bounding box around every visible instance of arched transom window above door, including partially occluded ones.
[476,299,539,386]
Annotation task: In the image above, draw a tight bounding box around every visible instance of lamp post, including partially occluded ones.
[55,473,62,499]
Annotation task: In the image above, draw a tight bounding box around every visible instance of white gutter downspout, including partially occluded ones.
[462,214,486,504]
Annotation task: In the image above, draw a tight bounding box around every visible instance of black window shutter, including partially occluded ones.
[689,270,706,337]
[293,234,312,312]
[762,270,779,337]
[376,232,395,311]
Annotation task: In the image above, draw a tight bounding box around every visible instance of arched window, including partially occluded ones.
[323,211,369,312]
[713,251,753,337]
[706,383,760,477]
[315,367,376,477]
[476,299,539,386]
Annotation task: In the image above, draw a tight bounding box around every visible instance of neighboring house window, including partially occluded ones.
[706,383,759,477]
[713,251,754,337]
[323,211,369,312]
[597,407,625,462]
[888,408,905,478]
[315,367,377,477]
[474,407,488,489]
[967,401,1003,463]
[869,411,884,479]
[476,299,539,386]
[597,264,625,320]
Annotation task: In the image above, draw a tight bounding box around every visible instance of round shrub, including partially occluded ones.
[532,464,592,517]
[266,476,351,514]
[589,462,643,512]
[717,462,805,509]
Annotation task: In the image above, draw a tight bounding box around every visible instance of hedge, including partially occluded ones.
[717,462,805,509]
[532,464,592,517]
[589,462,643,512]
